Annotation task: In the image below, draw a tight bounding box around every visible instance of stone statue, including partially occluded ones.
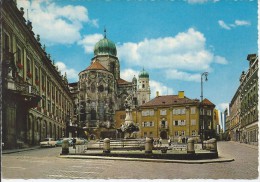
[120,94,139,138]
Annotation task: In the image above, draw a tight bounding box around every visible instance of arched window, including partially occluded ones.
[98,85,104,92]
[91,108,96,120]
[91,83,96,93]
[110,62,115,73]
[49,122,52,138]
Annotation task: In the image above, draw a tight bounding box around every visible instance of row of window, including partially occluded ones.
[3,31,73,117]
[141,119,197,127]
[241,109,258,127]
[200,109,212,116]
[141,107,197,116]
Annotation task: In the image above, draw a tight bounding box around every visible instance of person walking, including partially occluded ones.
[178,136,182,143]
[159,137,162,147]
[168,138,172,146]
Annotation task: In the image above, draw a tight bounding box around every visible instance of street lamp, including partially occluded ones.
[200,72,208,149]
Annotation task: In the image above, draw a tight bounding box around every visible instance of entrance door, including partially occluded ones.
[160,131,167,139]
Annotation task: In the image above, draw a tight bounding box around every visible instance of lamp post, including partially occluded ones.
[200,72,208,149]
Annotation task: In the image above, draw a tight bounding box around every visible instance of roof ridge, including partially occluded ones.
[140,95,199,107]
[86,60,108,71]
[117,77,131,84]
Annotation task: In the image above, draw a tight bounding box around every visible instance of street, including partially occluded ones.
[1,141,258,179]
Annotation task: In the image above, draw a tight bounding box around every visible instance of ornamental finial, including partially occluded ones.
[104,26,106,38]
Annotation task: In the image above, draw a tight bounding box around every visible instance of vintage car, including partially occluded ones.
[56,138,73,146]
[40,138,57,148]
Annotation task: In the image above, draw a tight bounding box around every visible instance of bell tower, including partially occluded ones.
[137,68,150,105]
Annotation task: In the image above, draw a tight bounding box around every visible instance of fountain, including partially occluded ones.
[120,94,139,138]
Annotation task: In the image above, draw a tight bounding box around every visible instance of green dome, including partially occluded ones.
[139,68,149,78]
[94,37,117,56]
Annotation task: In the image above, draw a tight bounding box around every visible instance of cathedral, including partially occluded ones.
[70,31,150,139]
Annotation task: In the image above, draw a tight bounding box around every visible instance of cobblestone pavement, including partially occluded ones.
[1,141,258,179]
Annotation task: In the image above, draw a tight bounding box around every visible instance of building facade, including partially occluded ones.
[213,109,221,140]
[136,91,204,141]
[1,0,74,149]
[239,54,258,145]
[225,54,258,145]
[229,89,241,142]
[199,98,216,141]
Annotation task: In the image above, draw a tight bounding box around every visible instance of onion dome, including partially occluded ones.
[94,29,117,56]
[139,68,149,78]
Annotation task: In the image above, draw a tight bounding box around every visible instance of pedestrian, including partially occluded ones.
[168,138,172,146]
[153,138,157,146]
[178,136,182,143]
[151,137,154,146]
[182,137,185,144]
[159,137,162,147]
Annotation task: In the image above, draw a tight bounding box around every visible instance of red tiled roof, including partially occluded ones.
[117,78,131,85]
[140,95,199,107]
[86,61,108,71]
[202,98,215,106]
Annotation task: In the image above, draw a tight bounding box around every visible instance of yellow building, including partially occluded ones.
[137,91,201,142]
[213,109,220,136]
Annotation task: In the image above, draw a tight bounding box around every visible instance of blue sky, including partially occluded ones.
[17,0,258,113]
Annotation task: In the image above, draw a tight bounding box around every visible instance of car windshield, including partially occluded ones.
[43,138,49,141]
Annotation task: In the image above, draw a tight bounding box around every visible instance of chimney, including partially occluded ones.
[178,91,184,98]
[156,91,159,97]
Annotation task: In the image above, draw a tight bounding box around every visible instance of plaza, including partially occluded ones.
[1,141,258,179]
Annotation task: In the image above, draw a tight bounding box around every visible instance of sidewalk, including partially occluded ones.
[59,153,234,164]
[2,146,40,154]
[228,141,258,150]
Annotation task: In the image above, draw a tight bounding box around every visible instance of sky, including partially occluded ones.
[17,0,258,114]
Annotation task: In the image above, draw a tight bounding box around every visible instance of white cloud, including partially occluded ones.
[214,56,228,64]
[218,19,251,30]
[235,20,251,26]
[150,80,174,99]
[117,28,223,73]
[55,62,79,82]
[218,20,231,30]
[78,34,103,54]
[187,0,219,4]
[17,0,98,45]
[165,69,201,82]
[120,69,139,82]
[216,103,229,113]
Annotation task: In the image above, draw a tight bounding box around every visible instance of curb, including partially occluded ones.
[59,155,234,164]
[2,147,41,154]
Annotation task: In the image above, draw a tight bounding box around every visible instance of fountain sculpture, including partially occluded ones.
[120,94,139,138]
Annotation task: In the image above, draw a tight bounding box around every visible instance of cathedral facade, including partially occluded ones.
[70,32,150,139]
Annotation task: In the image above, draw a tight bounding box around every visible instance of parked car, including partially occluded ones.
[40,138,57,148]
[56,138,64,146]
[56,138,73,146]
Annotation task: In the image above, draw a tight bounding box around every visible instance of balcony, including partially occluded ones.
[5,80,41,108]
[3,50,41,108]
